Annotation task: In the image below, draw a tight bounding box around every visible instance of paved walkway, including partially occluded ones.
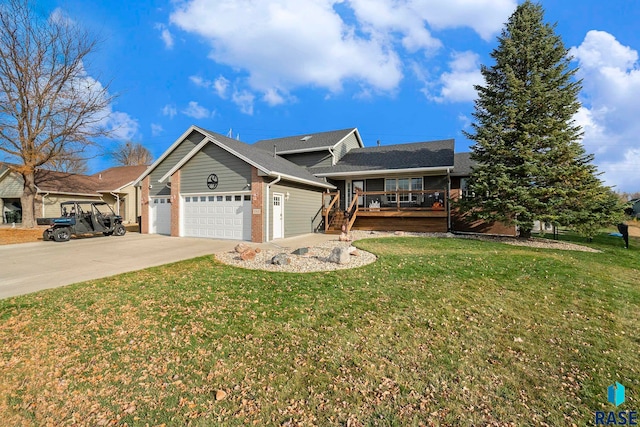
[0,232,336,299]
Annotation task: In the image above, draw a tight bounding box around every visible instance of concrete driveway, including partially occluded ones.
[0,232,337,299]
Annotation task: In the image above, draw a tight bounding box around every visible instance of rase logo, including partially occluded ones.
[595,382,637,426]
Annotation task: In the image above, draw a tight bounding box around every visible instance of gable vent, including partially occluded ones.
[300,135,313,141]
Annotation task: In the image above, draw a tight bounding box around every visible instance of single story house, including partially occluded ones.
[0,163,145,224]
[136,125,515,242]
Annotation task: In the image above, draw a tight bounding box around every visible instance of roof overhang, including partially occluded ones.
[159,134,335,190]
[314,166,453,178]
[276,146,334,155]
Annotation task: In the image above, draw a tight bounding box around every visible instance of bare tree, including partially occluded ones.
[0,0,115,227]
[45,153,89,174]
[112,141,153,166]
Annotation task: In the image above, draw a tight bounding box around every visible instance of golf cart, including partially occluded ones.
[43,201,126,242]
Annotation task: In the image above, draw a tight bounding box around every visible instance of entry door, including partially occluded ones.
[352,180,365,207]
[150,197,171,235]
[272,193,284,239]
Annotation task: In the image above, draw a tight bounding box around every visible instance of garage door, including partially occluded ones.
[182,194,251,240]
[150,197,171,235]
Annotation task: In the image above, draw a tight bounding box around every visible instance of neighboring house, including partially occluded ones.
[0,163,145,224]
[628,199,640,219]
[136,125,515,242]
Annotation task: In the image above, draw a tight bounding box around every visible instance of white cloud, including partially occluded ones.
[423,51,482,103]
[571,30,640,192]
[169,0,514,101]
[182,101,212,119]
[232,91,255,115]
[162,104,177,118]
[155,23,175,49]
[213,76,230,99]
[151,123,164,137]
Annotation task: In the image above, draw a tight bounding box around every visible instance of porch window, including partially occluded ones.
[385,179,397,202]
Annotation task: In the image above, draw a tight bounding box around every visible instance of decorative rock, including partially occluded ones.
[327,247,350,264]
[255,248,262,253]
[350,249,360,257]
[292,247,309,255]
[346,246,357,254]
[240,249,257,261]
[215,390,227,401]
[339,232,352,242]
[271,253,291,265]
[234,243,250,253]
[394,231,404,236]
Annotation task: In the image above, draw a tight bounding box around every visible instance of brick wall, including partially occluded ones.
[171,170,180,237]
[251,167,264,243]
[141,176,150,234]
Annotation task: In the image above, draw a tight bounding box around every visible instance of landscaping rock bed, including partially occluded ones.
[215,230,601,273]
[215,238,377,272]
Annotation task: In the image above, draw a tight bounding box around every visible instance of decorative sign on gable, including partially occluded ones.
[207,174,218,190]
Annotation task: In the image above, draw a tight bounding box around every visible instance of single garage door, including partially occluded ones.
[150,197,172,235]
[183,194,251,240]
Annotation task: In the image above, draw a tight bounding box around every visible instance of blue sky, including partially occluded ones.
[41,0,640,192]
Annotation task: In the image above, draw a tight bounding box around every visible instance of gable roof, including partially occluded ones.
[451,152,474,177]
[141,125,334,190]
[310,139,455,176]
[254,128,363,154]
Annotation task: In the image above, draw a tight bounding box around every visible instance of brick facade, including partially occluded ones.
[170,170,180,237]
[141,176,150,234]
[251,167,265,243]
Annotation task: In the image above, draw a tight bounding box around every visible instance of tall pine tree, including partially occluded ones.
[461,1,618,238]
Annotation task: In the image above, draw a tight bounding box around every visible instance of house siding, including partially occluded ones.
[180,143,252,194]
[0,173,24,198]
[40,194,102,218]
[148,130,205,197]
[281,151,333,168]
[334,133,360,162]
[269,181,324,238]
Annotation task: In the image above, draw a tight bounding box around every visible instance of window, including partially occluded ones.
[225,195,232,201]
[191,197,197,202]
[460,178,473,198]
[160,199,165,204]
[385,179,397,202]
[244,195,251,201]
[385,178,423,203]
[235,195,242,201]
[208,196,215,202]
[217,196,223,201]
[200,196,206,202]
[154,199,159,204]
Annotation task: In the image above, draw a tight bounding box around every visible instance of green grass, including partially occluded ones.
[1,233,639,426]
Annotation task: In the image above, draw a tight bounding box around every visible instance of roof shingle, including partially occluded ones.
[254,128,357,153]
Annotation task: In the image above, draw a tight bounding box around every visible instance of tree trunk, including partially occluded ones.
[20,171,37,228]
[519,227,532,239]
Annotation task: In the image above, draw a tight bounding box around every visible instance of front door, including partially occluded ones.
[272,193,284,239]
[352,180,365,207]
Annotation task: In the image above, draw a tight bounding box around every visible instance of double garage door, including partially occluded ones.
[182,194,251,240]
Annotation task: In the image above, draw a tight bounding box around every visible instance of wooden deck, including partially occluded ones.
[356,209,447,218]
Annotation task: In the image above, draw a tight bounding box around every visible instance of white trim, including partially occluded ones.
[275,146,335,155]
[180,190,251,196]
[315,166,452,177]
[36,190,102,197]
[331,128,364,149]
[158,133,335,190]
[265,175,281,242]
[133,125,201,186]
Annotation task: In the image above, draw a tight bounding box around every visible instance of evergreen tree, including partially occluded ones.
[461,1,617,237]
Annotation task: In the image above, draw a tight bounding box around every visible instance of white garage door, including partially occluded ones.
[182,194,251,240]
[150,197,171,235]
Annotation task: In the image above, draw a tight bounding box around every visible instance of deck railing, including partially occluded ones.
[356,189,447,212]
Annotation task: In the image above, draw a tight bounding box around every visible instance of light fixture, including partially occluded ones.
[285,192,290,200]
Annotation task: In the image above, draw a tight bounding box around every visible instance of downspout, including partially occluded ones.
[446,168,451,232]
[265,175,282,242]
[42,192,49,218]
[110,192,121,217]
[328,147,336,165]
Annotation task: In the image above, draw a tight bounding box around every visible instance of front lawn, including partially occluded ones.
[1,235,638,426]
